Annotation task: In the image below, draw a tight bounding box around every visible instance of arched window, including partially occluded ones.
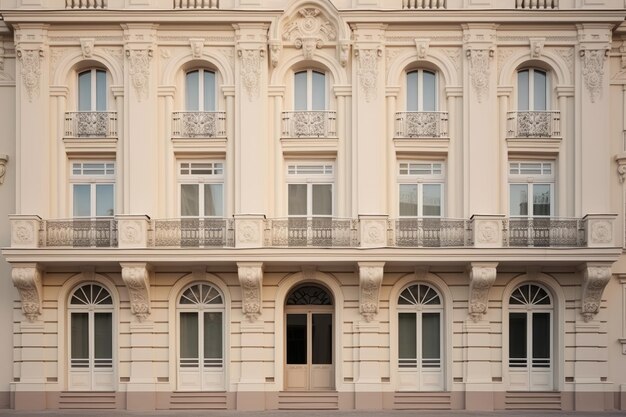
[177,283,225,391]
[68,283,114,391]
[397,283,444,391]
[508,283,554,391]
[406,69,437,112]
[78,69,107,111]
[185,69,217,111]
[294,70,327,111]
[517,69,548,111]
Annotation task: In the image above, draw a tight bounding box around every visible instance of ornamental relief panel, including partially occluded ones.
[121,264,151,321]
[580,47,608,103]
[466,48,493,103]
[126,48,153,102]
[17,48,44,102]
[282,7,337,61]
[468,264,496,322]
[238,264,263,322]
[581,265,611,322]
[238,47,264,101]
[359,264,384,322]
[12,266,43,322]
[355,47,382,103]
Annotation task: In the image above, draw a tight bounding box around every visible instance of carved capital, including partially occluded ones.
[0,154,7,185]
[121,263,151,321]
[125,48,153,102]
[358,262,384,322]
[580,46,609,103]
[237,47,264,101]
[580,263,612,322]
[355,46,382,103]
[12,265,43,322]
[237,262,263,322]
[80,38,95,59]
[468,263,497,322]
[466,48,494,103]
[16,47,44,102]
[189,38,205,59]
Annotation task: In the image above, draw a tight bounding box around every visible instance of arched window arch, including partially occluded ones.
[397,283,444,391]
[68,283,114,391]
[517,68,549,111]
[406,69,438,112]
[177,282,225,391]
[185,69,217,112]
[507,283,554,391]
[78,68,107,111]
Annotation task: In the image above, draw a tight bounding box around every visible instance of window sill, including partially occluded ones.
[63,137,118,154]
[506,137,562,153]
[393,137,449,154]
[171,137,227,154]
[280,137,339,155]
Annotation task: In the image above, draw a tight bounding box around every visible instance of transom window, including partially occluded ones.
[398,162,445,217]
[294,70,327,111]
[287,162,334,217]
[179,283,223,305]
[70,283,113,305]
[78,69,107,112]
[407,69,437,112]
[71,161,115,218]
[518,69,548,111]
[186,69,217,112]
[286,285,333,305]
[179,161,224,218]
[509,161,554,217]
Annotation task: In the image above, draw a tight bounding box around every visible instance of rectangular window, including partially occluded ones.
[179,161,225,217]
[286,162,334,217]
[509,312,527,367]
[398,161,445,217]
[71,161,115,218]
[398,313,417,361]
[508,161,554,217]
[203,312,222,361]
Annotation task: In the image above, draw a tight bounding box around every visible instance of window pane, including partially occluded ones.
[96,70,107,111]
[533,184,551,216]
[286,314,307,365]
[422,184,442,217]
[94,312,112,360]
[78,71,92,111]
[186,71,200,111]
[312,313,332,364]
[422,312,440,361]
[71,312,89,360]
[312,71,326,110]
[399,184,418,217]
[312,184,332,216]
[406,71,418,112]
[288,184,307,216]
[204,184,223,217]
[510,184,528,216]
[204,71,216,112]
[294,71,307,111]
[73,184,91,217]
[534,70,547,111]
[398,313,417,359]
[509,312,527,361]
[518,70,529,110]
[204,312,222,360]
[180,312,199,359]
[181,184,200,217]
[532,312,550,362]
[95,184,114,217]
[422,71,436,111]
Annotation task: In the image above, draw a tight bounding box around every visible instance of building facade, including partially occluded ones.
[1,0,626,411]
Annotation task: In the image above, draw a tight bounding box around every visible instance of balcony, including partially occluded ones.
[282,111,337,138]
[515,0,558,9]
[395,112,449,138]
[65,112,117,138]
[42,218,117,248]
[505,217,584,247]
[152,218,234,248]
[65,0,107,8]
[173,0,219,8]
[265,218,358,247]
[507,111,561,138]
[402,0,447,9]
[172,112,226,138]
[393,218,469,247]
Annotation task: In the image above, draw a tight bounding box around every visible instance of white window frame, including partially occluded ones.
[293,69,329,111]
[517,68,550,111]
[397,161,445,218]
[286,162,335,218]
[178,160,225,218]
[70,161,116,218]
[78,68,107,111]
[185,69,218,112]
[406,69,438,112]
[508,161,555,217]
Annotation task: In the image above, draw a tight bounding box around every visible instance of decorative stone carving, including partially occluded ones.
[189,38,204,59]
[339,40,350,67]
[12,221,35,246]
[269,40,282,67]
[580,47,609,103]
[555,47,574,78]
[237,221,258,244]
[16,48,43,102]
[355,47,382,103]
[282,7,336,61]
[80,38,95,58]
[581,264,612,322]
[121,263,151,321]
[120,221,142,245]
[415,38,430,60]
[12,265,43,322]
[238,47,264,101]
[529,38,545,59]
[466,48,493,103]
[590,221,612,245]
[237,263,263,322]
[497,47,515,76]
[618,163,626,184]
[476,221,498,244]
[444,48,461,71]
[126,48,153,102]
[468,263,497,322]
[358,263,384,322]
[0,154,7,185]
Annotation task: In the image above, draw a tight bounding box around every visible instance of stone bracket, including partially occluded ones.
[238,262,263,322]
[12,264,43,322]
[580,263,612,322]
[121,262,152,322]
[468,262,497,322]
[358,262,385,322]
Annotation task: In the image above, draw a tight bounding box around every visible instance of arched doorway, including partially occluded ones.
[285,284,334,391]
[68,283,115,391]
[507,283,554,391]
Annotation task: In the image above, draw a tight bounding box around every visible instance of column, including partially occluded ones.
[335,86,351,217]
[111,86,126,213]
[385,86,399,217]
[157,86,175,217]
[446,86,463,218]
[269,86,285,217]
[224,86,235,217]
[556,86,573,217]
[497,87,512,215]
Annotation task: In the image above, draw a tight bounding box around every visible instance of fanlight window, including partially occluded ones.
[509,283,551,306]
[398,283,441,305]
[286,285,333,305]
[179,283,223,305]
[70,283,113,305]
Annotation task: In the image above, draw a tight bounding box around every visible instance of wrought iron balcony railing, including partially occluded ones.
[265,217,358,247]
[394,218,469,247]
[515,0,558,9]
[173,0,219,8]
[402,0,447,9]
[172,111,226,138]
[42,218,118,248]
[395,111,449,138]
[151,218,234,248]
[282,111,337,138]
[505,217,584,247]
[65,112,117,138]
[507,111,561,138]
[66,0,107,8]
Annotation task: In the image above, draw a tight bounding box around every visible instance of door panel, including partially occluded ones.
[508,311,553,391]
